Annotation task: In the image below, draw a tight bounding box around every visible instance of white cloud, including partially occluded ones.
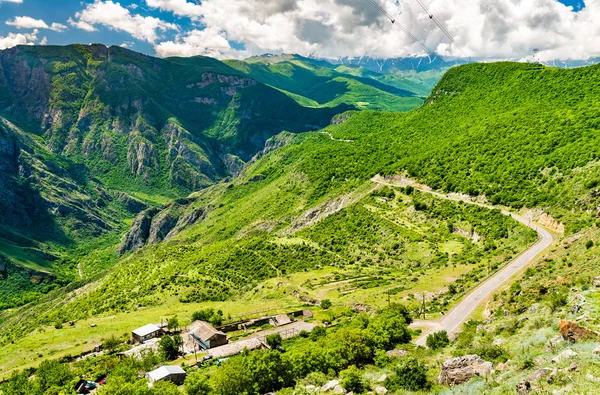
[146,0,203,18]
[0,0,25,3]
[6,16,67,32]
[149,0,600,61]
[0,30,38,50]
[67,17,97,32]
[70,0,178,43]
[155,27,244,58]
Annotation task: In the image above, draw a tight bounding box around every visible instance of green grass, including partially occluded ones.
[0,239,54,273]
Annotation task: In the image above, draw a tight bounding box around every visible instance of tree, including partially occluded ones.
[426,330,450,350]
[320,299,332,310]
[35,359,73,392]
[103,335,121,354]
[340,366,365,393]
[167,317,179,332]
[266,334,283,350]
[185,372,212,395]
[159,335,179,361]
[309,326,326,341]
[192,308,224,326]
[385,358,429,392]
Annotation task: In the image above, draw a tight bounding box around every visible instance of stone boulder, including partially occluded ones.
[593,345,600,354]
[322,380,340,392]
[551,348,577,363]
[374,386,388,395]
[528,368,553,381]
[559,320,599,342]
[438,355,494,386]
[516,380,531,394]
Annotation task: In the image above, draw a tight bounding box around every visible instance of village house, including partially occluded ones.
[132,323,163,344]
[147,365,187,385]
[188,321,228,350]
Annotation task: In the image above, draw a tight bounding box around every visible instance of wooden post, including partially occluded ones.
[422,294,426,320]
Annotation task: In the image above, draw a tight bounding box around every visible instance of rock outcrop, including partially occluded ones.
[114,192,148,214]
[117,208,159,254]
[147,211,179,245]
[538,213,565,233]
[438,355,494,386]
[559,320,599,342]
[117,198,207,254]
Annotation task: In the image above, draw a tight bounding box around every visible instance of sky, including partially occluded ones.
[0,0,598,61]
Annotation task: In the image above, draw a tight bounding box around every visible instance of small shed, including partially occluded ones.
[132,323,162,343]
[147,365,186,385]
[189,321,227,350]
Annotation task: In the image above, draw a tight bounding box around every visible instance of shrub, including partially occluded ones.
[340,366,366,393]
[103,335,121,354]
[474,344,509,363]
[320,299,332,310]
[185,372,212,395]
[374,349,392,367]
[585,240,594,249]
[549,292,568,312]
[266,334,283,350]
[298,371,328,387]
[426,330,450,350]
[385,358,429,392]
[310,326,326,341]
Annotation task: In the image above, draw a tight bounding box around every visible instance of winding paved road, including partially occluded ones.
[371,176,555,346]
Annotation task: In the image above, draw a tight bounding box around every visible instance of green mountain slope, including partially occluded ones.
[0,45,351,308]
[3,61,600,392]
[0,45,348,197]
[225,54,426,111]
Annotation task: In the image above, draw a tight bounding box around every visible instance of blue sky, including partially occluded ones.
[0,0,595,60]
[557,0,585,10]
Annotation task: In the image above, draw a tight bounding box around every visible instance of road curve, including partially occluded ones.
[371,176,555,346]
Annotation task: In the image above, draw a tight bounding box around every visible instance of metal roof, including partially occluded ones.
[132,323,161,337]
[147,365,186,381]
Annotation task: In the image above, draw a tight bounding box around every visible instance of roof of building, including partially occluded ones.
[272,314,292,326]
[147,365,186,381]
[193,320,226,341]
[132,323,161,337]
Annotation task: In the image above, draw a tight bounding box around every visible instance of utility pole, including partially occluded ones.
[422,294,426,320]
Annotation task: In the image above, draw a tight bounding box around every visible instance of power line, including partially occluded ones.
[364,0,436,56]
[413,0,466,56]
